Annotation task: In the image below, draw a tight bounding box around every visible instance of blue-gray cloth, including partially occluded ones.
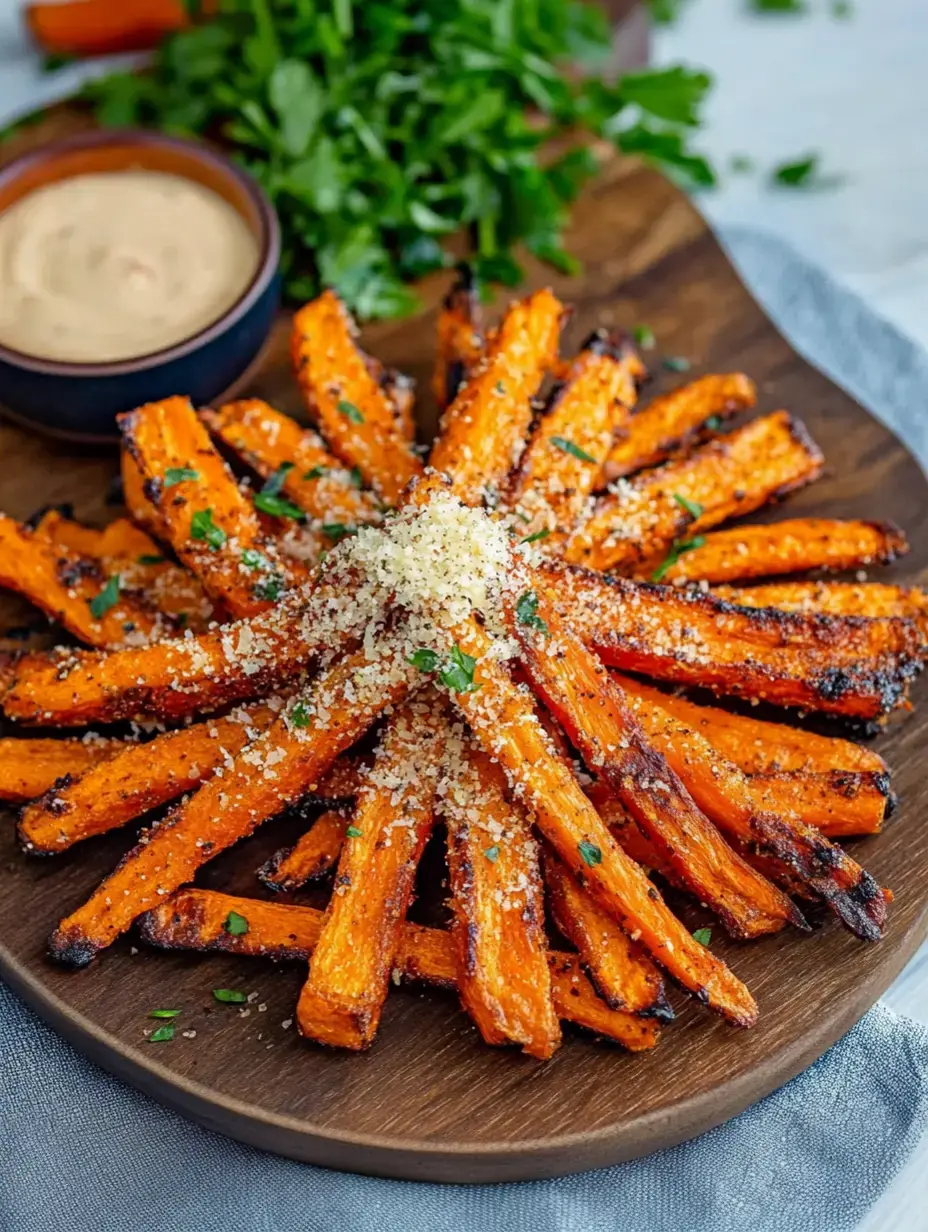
[3,228,928,1232]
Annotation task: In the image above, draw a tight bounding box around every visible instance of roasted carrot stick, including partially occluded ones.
[749,770,891,838]
[0,735,119,803]
[542,560,922,719]
[258,809,349,891]
[25,0,191,56]
[429,289,565,505]
[140,889,660,1050]
[0,513,172,648]
[599,373,756,483]
[291,291,422,503]
[615,676,888,939]
[19,704,277,854]
[566,412,824,574]
[444,618,757,1026]
[543,848,670,1017]
[432,267,484,410]
[510,589,802,940]
[200,399,381,530]
[502,330,643,546]
[48,645,414,966]
[121,396,306,617]
[442,738,561,1058]
[713,580,928,625]
[296,701,446,1050]
[658,518,909,585]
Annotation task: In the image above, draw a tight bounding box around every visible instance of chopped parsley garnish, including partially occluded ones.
[662,355,691,372]
[578,840,602,868]
[672,493,704,520]
[190,507,227,550]
[241,547,273,571]
[338,399,365,424]
[212,988,247,1004]
[137,553,166,566]
[705,415,724,432]
[408,645,479,693]
[484,845,500,863]
[163,466,199,488]
[771,153,824,188]
[516,590,548,634]
[321,523,358,543]
[289,701,311,728]
[408,648,441,673]
[223,910,249,936]
[89,575,120,619]
[149,1008,180,1019]
[551,436,597,464]
[254,575,285,601]
[348,466,364,490]
[692,927,713,947]
[262,461,295,497]
[651,535,707,582]
[346,825,363,838]
[148,1024,175,1042]
[633,324,655,349]
[521,528,551,545]
[303,465,328,481]
[495,381,506,395]
[254,492,306,520]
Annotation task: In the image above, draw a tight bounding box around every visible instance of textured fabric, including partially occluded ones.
[2,228,928,1232]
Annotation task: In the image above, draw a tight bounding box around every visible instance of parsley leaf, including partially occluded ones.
[771,153,843,190]
[651,535,707,581]
[163,466,199,488]
[633,324,656,349]
[223,911,249,936]
[262,461,295,497]
[321,523,358,543]
[190,508,227,550]
[303,465,328,481]
[149,1024,175,1042]
[408,648,441,673]
[692,927,713,947]
[337,400,365,424]
[662,355,691,372]
[241,547,273,571]
[346,825,363,838]
[254,574,285,601]
[673,493,704,520]
[551,436,597,464]
[137,553,166,566]
[149,1008,181,1019]
[254,492,306,520]
[578,840,602,868]
[89,575,120,619]
[521,528,551,545]
[516,590,548,634]
[439,645,480,694]
[289,701,311,729]
[705,415,724,432]
[484,845,500,863]
[212,988,247,1004]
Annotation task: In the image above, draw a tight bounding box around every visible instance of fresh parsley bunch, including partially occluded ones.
[83,0,714,319]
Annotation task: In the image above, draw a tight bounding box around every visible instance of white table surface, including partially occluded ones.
[1,2,927,1227]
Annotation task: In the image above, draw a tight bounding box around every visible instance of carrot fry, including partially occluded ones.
[448,619,758,1026]
[0,513,172,648]
[511,591,803,940]
[432,267,484,409]
[296,701,446,1050]
[25,0,190,56]
[33,509,215,631]
[429,289,565,505]
[48,645,414,966]
[442,738,561,1058]
[121,396,307,617]
[607,682,886,776]
[713,580,928,626]
[258,809,349,891]
[661,518,909,585]
[600,373,756,483]
[566,412,824,574]
[615,675,888,939]
[200,399,381,530]
[544,848,670,1018]
[502,330,644,545]
[291,291,422,503]
[542,560,923,719]
[18,704,277,854]
[140,889,660,1050]
[749,770,891,838]
[0,735,119,803]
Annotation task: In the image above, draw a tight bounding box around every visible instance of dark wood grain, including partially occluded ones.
[1,118,927,1183]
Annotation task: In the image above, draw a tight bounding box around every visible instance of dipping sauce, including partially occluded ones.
[0,170,260,363]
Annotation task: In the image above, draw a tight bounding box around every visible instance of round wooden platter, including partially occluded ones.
[1,126,928,1183]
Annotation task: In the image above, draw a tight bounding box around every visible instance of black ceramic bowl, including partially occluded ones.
[0,130,281,442]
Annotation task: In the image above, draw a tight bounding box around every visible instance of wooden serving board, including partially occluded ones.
[1,121,927,1182]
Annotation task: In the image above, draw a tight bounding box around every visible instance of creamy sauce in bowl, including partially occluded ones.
[0,170,261,364]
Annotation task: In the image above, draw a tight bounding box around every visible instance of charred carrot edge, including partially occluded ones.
[513,590,803,940]
[544,847,671,1019]
[449,617,757,1027]
[46,647,413,966]
[429,289,565,506]
[0,513,171,648]
[296,702,446,1050]
[120,396,307,618]
[617,676,888,940]
[0,736,120,803]
[18,704,277,854]
[566,411,825,574]
[139,889,660,1050]
[291,291,422,504]
[502,330,643,545]
[599,373,756,484]
[748,770,891,838]
[432,267,485,410]
[33,509,215,632]
[442,739,560,1058]
[201,399,381,530]
[121,450,165,539]
[25,0,191,56]
[713,580,928,628]
[542,560,923,719]
[663,518,909,586]
[258,809,349,891]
